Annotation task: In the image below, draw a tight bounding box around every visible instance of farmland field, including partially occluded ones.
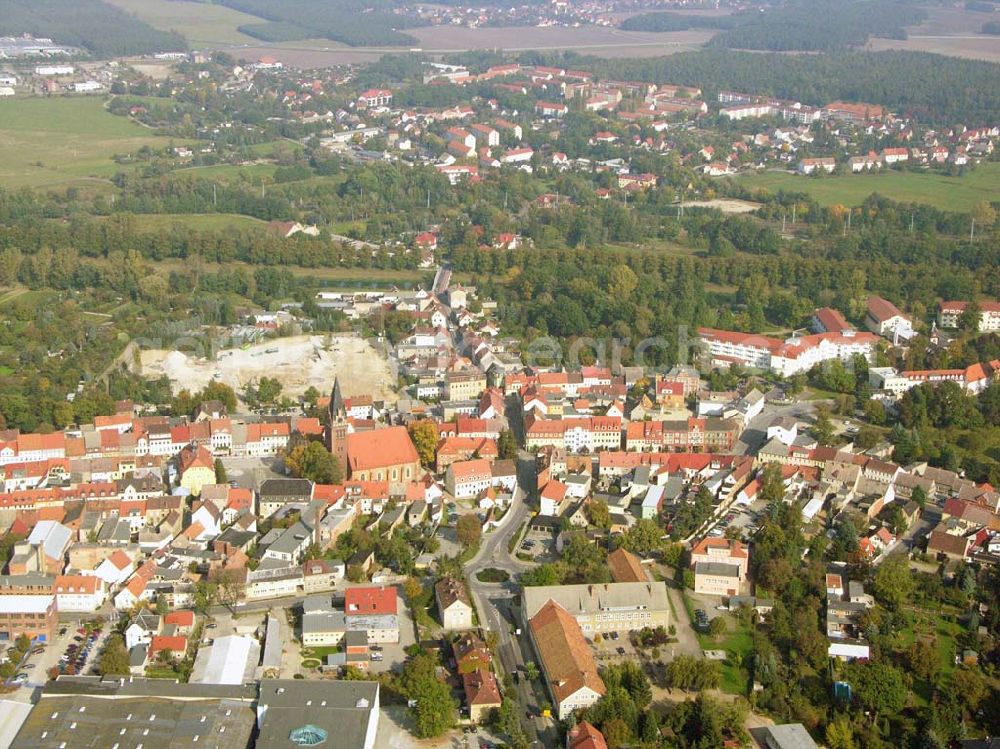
[407,25,717,56]
[211,26,717,67]
[103,0,263,45]
[0,97,181,190]
[737,163,1000,213]
[871,6,1000,63]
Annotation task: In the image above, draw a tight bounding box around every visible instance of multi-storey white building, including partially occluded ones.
[445,458,493,499]
[939,300,1000,331]
[699,327,878,376]
[525,417,622,453]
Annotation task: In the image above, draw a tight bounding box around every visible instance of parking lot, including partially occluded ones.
[704,502,767,542]
[517,531,557,561]
[10,620,111,689]
[589,629,636,663]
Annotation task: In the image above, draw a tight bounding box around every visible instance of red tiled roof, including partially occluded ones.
[449,458,493,481]
[163,610,195,627]
[149,635,188,655]
[814,307,852,333]
[346,427,418,473]
[463,670,501,707]
[866,295,905,323]
[345,586,397,616]
[568,721,609,749]
[529,601,605,704]
[697,327,784,353]
[606,548,648,583]
[690,537,748,560]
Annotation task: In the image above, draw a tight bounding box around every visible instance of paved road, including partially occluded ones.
[465,451,555,746]
[659,574,704,659]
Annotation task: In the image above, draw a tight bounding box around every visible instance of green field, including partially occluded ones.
[103,0,263,45]
[0,97,181,189]
[738,163,1000,212]
[125,213,267,232]
[170,163,280,182]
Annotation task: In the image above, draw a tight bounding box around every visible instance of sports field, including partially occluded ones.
[0,97,182,190]
[738,163,1000,212]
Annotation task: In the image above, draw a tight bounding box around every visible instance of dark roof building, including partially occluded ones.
[11,676,256,749]
[256,679,380,749]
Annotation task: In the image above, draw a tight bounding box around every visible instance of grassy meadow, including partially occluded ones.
[0,97,181,190]
[738,163,1000,213]
[103,0,264,45]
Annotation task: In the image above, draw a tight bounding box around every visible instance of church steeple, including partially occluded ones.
[327,377,349,474]
[329,377,346,422]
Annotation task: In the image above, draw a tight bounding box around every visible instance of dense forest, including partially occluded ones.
[218,0,426,46]
[711,0,923,52]
[521,48,1000,125]
[623,0,923,52]
[0,0,185,57]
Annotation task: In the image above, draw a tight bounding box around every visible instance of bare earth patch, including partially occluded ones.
[138,334,398,403]
[681,199,760,214]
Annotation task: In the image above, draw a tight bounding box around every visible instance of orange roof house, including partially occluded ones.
[568,722,609,749]
[148,635,188,659]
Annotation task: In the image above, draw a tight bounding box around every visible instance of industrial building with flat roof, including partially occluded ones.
[256,679,380,749]
[11,676,256,749]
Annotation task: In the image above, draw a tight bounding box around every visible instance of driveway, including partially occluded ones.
[655,569,703,659]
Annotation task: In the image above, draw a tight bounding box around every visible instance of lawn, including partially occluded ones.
[169,163,280,182]
[738,163,1000,213]
[682,592,754,695]
[301,645,341,659]
[102,0,264,45]
[0,97,181,189]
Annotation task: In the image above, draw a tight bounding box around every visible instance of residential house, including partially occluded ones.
[445,458,494,500]
[435,577,474,631]
[177,444,215,495]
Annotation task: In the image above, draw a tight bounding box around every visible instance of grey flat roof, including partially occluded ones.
[694,561,741,578]
[764,723,819,749]
[12,678,256,749]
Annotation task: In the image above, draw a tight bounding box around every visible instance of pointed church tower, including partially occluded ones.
[327,377,349,473]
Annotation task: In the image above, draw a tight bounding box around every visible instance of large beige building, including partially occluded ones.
[445,371,487,401]
[690,537,749,596]
[522,582,670,635]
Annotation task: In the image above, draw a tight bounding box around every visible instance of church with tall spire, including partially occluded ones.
[326,377,349,470]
